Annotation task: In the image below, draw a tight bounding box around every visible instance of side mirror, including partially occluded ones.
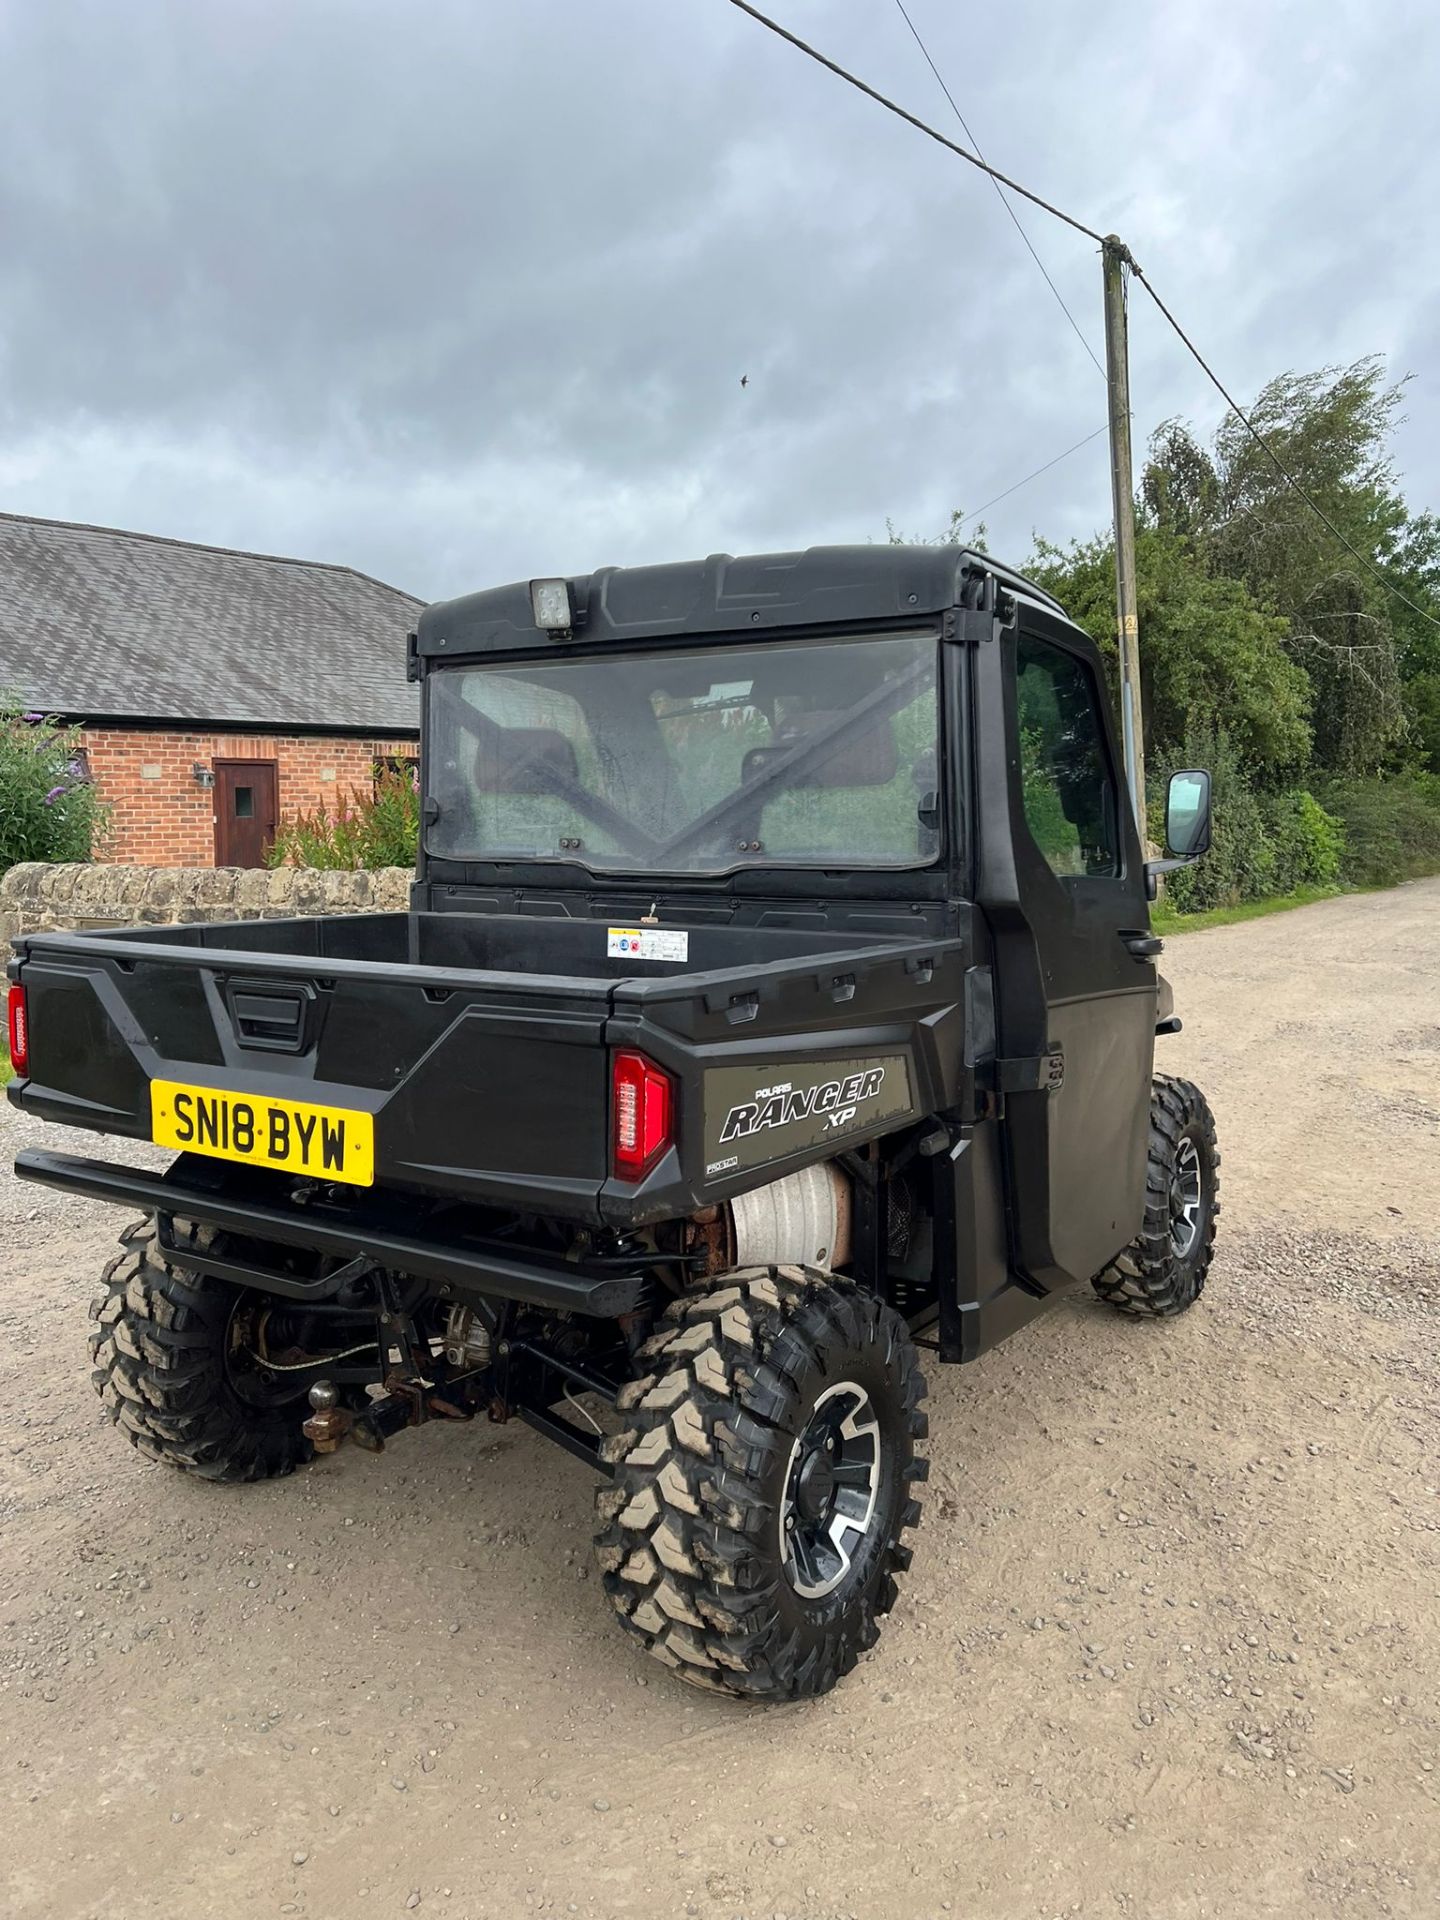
[1145,768,1212,900]
[1164,768,1212,858]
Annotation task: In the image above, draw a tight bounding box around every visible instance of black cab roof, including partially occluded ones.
[415,543,1069,660]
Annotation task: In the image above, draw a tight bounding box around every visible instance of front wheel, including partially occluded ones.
[594,1266,928,1701]
[1092,1075,1220,1317]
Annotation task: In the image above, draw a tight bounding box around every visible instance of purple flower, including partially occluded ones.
[21,712,45,725]
[43,784,67,805]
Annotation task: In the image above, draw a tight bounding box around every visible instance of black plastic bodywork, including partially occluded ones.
[10,913,963,1225]
[9,544,1164,1371]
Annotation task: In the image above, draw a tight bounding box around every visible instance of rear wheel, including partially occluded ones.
[594,1265,927,1701]
[1092,1075,1220,1317]
[89,1219,319,1482]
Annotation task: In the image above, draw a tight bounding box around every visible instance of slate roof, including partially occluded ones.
[0,512,423,732]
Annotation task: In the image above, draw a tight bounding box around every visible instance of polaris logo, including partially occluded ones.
[703,1052,913,1176]
[719,1067,887,1145]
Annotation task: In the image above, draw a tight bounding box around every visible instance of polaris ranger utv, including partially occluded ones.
[7,545,1219,1701]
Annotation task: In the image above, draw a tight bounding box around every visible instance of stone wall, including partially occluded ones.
[1,863,414,943]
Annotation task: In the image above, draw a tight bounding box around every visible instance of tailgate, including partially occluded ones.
[8,933,613,1219]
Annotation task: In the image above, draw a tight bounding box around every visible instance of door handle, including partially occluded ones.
[1119,929,1164,961]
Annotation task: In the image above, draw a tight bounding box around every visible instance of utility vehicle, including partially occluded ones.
[7,545,1219,1701]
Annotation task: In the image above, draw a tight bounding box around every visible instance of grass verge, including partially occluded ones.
[1151,883,1346,936]
[0,1041,10,1087]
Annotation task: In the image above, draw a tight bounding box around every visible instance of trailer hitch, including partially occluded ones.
[303,1373,480,1454]
[302,1321,623,1475]
[301,1382,352,1453]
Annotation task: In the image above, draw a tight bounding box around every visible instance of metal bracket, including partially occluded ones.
[153,1214,374,1301]
[995,1051,1065,1094]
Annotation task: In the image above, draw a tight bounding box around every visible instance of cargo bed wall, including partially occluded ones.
[597,914,976,1227]
[86,910,909,979]
[9,913,950,1223]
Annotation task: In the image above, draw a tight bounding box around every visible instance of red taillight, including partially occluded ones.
[6,984,28,1078]
[612,1050,673,1181]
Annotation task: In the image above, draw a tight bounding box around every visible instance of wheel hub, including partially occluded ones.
[1170,1134,1203,1259]
[780,1380,881,1600]
[224,1302,356,1410]
[794,1447,838,1523]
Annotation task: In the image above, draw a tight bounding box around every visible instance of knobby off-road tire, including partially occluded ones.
[89,1218,314,1482]
[594,1265,927,1701]
[1092,1074,1220,1318]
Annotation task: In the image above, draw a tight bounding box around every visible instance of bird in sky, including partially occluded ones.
[740,373,749,388]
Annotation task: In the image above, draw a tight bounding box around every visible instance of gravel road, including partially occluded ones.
[2,880,1437,1920]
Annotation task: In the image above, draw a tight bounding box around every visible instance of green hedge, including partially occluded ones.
[1319,773,1440,889]
[1150,728,1343,912]
[1260,788,1345,894]
[1149,726,1440,910]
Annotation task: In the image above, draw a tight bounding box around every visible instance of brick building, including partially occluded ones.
[0,512,421,865]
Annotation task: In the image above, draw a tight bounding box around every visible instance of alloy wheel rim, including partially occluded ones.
[779,1380,881,1599]
[1170,1134,1204,1259]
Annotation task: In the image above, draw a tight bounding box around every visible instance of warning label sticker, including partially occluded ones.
[607,926,690,963]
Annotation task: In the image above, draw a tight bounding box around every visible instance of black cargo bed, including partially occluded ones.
[9,911,969,1223]
[89,909,904,979]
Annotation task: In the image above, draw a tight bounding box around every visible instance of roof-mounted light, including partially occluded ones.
[530,577,576,637]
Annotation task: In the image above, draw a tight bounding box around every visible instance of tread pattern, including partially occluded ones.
[594,1264,927,1701]
[88,1219,313,1482]
[1091,1075,1220,1317]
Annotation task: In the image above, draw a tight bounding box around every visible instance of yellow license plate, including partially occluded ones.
[150,1080,375,1187]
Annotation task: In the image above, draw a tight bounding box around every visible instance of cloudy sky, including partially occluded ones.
[2,0,1435,602]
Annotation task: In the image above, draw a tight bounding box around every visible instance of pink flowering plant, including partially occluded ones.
[0,705,107,873]
[266,761,420,870]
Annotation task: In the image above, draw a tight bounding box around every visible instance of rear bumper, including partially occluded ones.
[14,1148,646,1318]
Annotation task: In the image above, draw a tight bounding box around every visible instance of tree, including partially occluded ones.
[1382,508,1440,775]
[886,351,1440,907]
[885,510,988,553]
[1026,528,1311,779]
[1141,359,1415,775]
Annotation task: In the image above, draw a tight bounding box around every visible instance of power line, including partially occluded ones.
[955,424,1110,531]
[727,0,1440,633]
[724,0,1105,245]
[890,0,1106,381]
[1124,254,1440,632]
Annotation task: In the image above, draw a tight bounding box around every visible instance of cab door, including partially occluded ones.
[974,609,1157,1290]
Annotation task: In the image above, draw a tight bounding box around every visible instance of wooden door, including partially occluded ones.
[213,760,279,867]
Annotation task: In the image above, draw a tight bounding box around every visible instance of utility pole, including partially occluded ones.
[1101,235,1146,836]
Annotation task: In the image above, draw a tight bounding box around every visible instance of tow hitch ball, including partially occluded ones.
[302,1381,360,1454]
[301,1382,368,1451]
[302,1376,475,1455]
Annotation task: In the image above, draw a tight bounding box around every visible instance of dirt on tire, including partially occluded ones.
[89,1220,316,1483]
[1091,1073,1220,1316]
[2,878,1438,1919]
[596,1266,926,1699]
